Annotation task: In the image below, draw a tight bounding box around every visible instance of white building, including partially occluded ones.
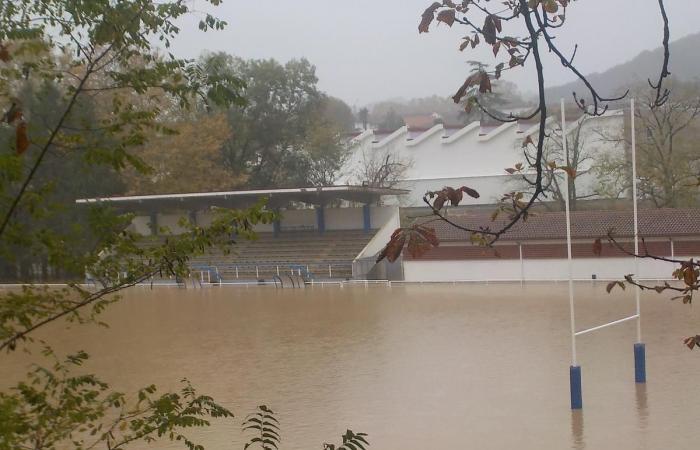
[340,110,625,206]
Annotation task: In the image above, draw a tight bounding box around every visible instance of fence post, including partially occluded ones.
[328,264,332,278]
[256,266,259,279]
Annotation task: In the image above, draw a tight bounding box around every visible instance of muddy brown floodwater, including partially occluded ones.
[2,282,700,449]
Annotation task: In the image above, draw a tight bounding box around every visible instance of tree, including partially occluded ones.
[0,1,277,448]
[322,96,356,132]
[597,80,700,207]
[203,53,326,188]
[376,108,405,131]
[519,114,604,211]
[355,146,413,189]
[357,107,370,130]
[302,121,349,186]
[123,113,244,194]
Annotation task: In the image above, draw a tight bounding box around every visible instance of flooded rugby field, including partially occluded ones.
[2,282,700,449]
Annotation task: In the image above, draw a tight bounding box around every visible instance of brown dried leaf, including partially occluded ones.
[492,41,501,57]
[419,2,442,33]
[479,71,492,93]
[452,72,481,103]
[459,38,470,51]
[505,168,516,175]
[436,9,456,27]
[0,43,10,62]
[482,16,497,45]
[461,186,480,199]
[377,228,406,263]
[562,166,577,179]
[16,121,29,155]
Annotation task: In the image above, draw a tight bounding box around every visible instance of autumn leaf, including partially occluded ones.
[479,71,492,93]
[561,166,577,179]
[683,335,700,350]
[452,72,481,103]
[543,0,559,13]
[459,38,470,51]
[407,225,439,258]
[3,103,21,124]
[592,238,602,256]
[419,2,442,33]
[606,281,625,293]
[492,41,501,57]
[0,42,10,62]
[433,192,447,210]
[377,228,406,263]
[521,135,533,148]
[436,9,456,27]
[460,186,480,199]
[505,168,516,175]
[16,121,29,155]
[681,261,698,286]
[377,225,439,262]
[482,15,499,44]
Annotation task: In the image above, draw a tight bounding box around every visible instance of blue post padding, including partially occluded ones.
[362,204,371,233]
[316,206,325,234]
[634,343,646,383]
[570,365,583,410]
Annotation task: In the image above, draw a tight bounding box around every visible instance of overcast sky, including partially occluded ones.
[172,0,700,108]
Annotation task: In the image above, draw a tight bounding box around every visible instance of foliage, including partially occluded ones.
[0,349,234,450]
[375,108,405,131]
[203,53,349,188]
[242,405,280,450]
[0,1,281,448]
[322,96,356,132]
[323,430,370,450]
[242,405,369,450]
[123,113,245,194]
[596,80,700,207]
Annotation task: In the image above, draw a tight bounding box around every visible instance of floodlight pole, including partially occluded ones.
[630,98,646,383]
[561,99,582,409]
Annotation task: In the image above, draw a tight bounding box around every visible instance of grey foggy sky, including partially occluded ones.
[172,0,700,108]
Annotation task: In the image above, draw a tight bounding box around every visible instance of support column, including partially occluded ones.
[273,215,281,238]
[362,204,371,233]
[634,343,646,383]
[188,210,197,226]
[570,366,583,409]
[316,206,325,234]
[149,212,158,236]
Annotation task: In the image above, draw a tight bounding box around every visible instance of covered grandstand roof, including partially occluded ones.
[76,185,408,211]
[418,208,700,242]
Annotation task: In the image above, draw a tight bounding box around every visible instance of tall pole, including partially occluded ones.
[631,98,647,383]
[563,98,582,409]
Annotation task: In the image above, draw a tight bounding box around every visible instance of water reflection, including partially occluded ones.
[635,383,649,429]
[570,410,585,450]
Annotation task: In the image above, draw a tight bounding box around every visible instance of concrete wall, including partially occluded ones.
[128,206,397,236]
[340,111,625,206]
[403,256,697,282]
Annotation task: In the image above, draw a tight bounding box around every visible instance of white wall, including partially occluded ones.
[325,208,364,230]
[403,256,697,282]
[341,111,625,206]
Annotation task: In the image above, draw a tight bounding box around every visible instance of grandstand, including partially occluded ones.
[190,230,375,281]
[77,186,405,283]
